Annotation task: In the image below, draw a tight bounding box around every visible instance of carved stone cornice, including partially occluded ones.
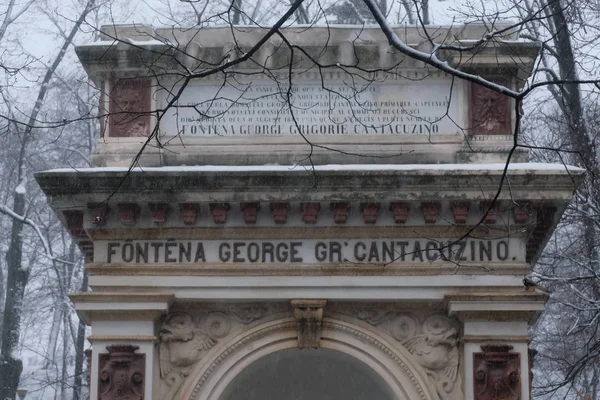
[99,344,145,400]
[445,290,548,323]
[291,299,326,348]
[70,292,174,325]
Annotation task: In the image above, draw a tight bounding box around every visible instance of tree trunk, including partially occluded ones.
[0,187,28,400]
[72,271,88,400]
[60,307,69,400]
[44,301,63,369]
[547,0,595,172]
[232,0,242,24]
[422,0,429,24]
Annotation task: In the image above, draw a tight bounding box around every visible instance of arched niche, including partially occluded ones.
[179,317,440,400]
[219,347,396,400]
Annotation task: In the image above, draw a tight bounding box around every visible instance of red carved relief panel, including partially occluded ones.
[241,202,260,224]
[513,202,530,224]
[453,202,470,224]
[270,202,289,224]
[210,203,230,224]
[470,77,511,135]
[180,203,200,225]
[421,202,440,224]
[300,202,320,224]
[98,345,145,400]
[389,202,410,224]
[117,203,139,226]
[63,210,87,238]
[473,344,521,400]
[360,203,380,224]
[479,201,499,224]
[330,202,349,224]
[89,204,109,227]
[149,203,169,225]
[109,79,151,137]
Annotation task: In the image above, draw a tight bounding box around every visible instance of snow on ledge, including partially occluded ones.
[45,163,585,175]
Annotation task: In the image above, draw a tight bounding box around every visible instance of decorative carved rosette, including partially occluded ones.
[473,344,521,400]
[98,344,145,400]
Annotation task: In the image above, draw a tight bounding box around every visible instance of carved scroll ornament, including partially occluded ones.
[98,344,145,400]
[474,344,521,400]
[333,305,463,400]
[403,314,460,400]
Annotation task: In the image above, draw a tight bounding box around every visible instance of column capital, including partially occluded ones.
[70,292,175,324]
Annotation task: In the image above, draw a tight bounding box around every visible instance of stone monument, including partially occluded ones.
[36,23,582,400]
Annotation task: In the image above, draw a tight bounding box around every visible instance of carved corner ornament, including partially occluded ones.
[98,344,145,400]
[291,300,326,349]
[109,78,151,137]
[473,344,521,400]
[470,76,511,135]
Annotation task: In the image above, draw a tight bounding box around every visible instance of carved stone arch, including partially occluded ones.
[178,316,440,400]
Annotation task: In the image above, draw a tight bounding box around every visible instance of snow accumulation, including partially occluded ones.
[15,182,26,194]
[46,163,585,174]
[81,39,171,47]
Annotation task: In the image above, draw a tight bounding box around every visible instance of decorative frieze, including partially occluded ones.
[98,344,145,400]
[75,200,549,229]
[473,344,521,400]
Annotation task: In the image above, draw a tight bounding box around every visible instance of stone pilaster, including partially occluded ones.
[71,292,174,400]
[445,291,547,400]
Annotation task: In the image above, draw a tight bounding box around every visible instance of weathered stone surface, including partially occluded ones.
[473,344,521,400]
[108,79,151,137]
[98,345,145,400]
